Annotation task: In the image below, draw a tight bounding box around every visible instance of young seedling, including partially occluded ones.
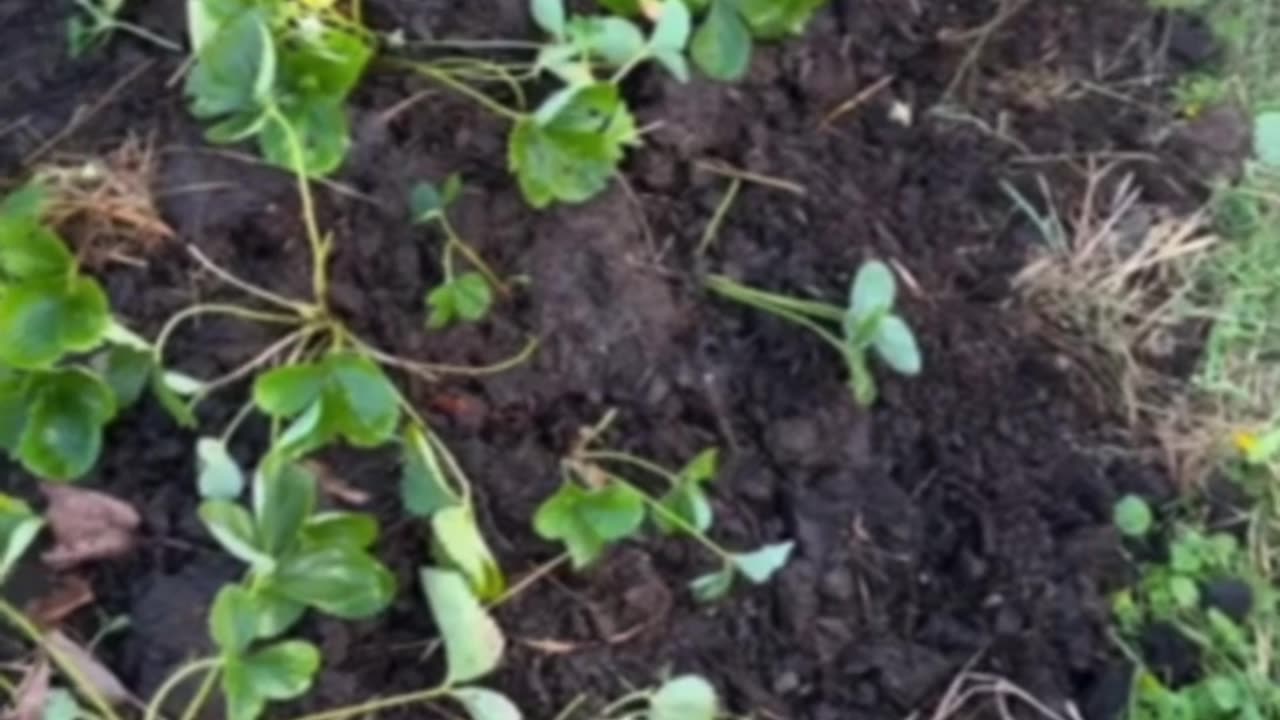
[67,0,182,57]
[185,0,375,177]
[559,674,720,720]
[706,260,922,407]
[534,411,793,602]
[597,0,828,80]
[0,183,171,481]
[410,175,507,329]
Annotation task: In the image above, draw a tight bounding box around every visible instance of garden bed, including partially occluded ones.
[0,0,1224,717]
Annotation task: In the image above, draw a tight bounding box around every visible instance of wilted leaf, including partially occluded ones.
[420,567,505,684]
[40,485,139,570]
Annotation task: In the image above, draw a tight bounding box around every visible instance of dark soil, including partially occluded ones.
[0,0,1223,718]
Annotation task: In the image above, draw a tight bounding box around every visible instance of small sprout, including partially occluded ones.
[1113,494,1153,538]
[410,175,463,225]
[428,273,493,329]
[706,259,923,407]
[197,437,246,500]
[409,175,502,329]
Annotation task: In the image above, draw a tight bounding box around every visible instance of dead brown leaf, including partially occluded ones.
[40,486,140,571]
[46,631,130,706]
[25,575,94,628]
[6,658,50,720]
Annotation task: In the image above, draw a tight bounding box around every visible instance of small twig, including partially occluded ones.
[696,178,742,256]
[938,0,1032,102]
[821,75,895,128]
[693,160,806,196]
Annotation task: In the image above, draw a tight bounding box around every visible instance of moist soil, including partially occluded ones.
[0,1,1226,718]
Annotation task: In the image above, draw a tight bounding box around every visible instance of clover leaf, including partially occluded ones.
[253,352,401,454]
[533,480,645,568]
[427,272,493,329]
[509,83,638,208]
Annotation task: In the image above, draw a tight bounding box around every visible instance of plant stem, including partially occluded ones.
[284,684,451,720]
[192,326,321,404]
[178,665,220,720]
[345,332,540,381]
[608,478,733,562]
[576,450,682,488]
[597,689,651,717]
[392,60,525,122]
[266,105,332,306]
[611,51,651,84]
[704,275,846,322]
[153,304,302,369]
[143,658,221,720]
[0,599,126,720]
[220,397,257,444]
[697,179,742,256]
[441,216,508,294]
[186,245,314,314]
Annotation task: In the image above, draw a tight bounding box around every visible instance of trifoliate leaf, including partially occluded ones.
[691,0,752,81]
[197,437,245,500]
[427,272,493,329]
[1113,495,1153,538]
[273,546,395,619]
[451,688,523,720]
[432,505,506,601]
[199,500,272,570]
[0,493,43,583]
[732,540,793,583]
[0,276,110,369]
[651,675,718,720]
[420,567,505,684]
[253,463,317,557]
[533,481,645,568]
[401,425,460,516]
[872,314,921,376]
[210,584,258,655]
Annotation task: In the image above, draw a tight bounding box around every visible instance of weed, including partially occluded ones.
[535,411,793,601]
[707,260,922,407]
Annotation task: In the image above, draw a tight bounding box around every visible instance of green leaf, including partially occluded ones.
[0,493,43,584]
[222,659,267,720]
[401,425,460,516]
[301,512,378,550]
[532,0,566,37]
[16,369,116,481]
[654,481,713,535]
[1170,575,1199,609]
[152,370,198,429]
[533,481,645,568]
[1255,111,1280,166]
[42,689,79,720]
[1206,674,1243,711]
[691,0,752,81]
[322,352,400,447]
[427,273,493,329]
[432,505,506,601]
[0,223,73,281]
[737,0,825,39]
[651,675,718,720]
[650,0,692,53]
[688,564,735,602]
[253,463,317,557]
[1113,495,1153,538]
[451,688,523,720]
[0,184,47,223]
[410,175,463,224]
[849,260,896,322]
[509,84,637,208]
[241,641,320,700]
[197,438,245,500]
[732,540,793,583]
[251,587,307,640]
[420,567,505,684]
[273,546,395,619]
[277,26,373,102]
[0,371,32,452]
[98,345,153,408]
[210,584,258,654]
[678,448,719,484]
[872,314,921,376]
[570,17,647,67]
[187,0,250,53]
[0,276,110,369]
[186,9,276,120]
[254,364,325,417]
[258,99,351,178]
[199,500,272,570]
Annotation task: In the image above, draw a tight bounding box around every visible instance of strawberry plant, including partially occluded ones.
[410,175,507,329]
[598,0,828,80]
[184,0,374,177]
[563,674,720,720]
[535,412,793,601]
[707,260,922,406]
[0,184,168,481]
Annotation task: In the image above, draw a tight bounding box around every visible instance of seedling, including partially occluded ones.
[534,411,793,601]
[1111,493,1280,719]
[0,183,169,481]
[410,175,507,329]
[599,0,828,80]
[706,260,922,406]
[184,0,375,177]
[560,674,720,720]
